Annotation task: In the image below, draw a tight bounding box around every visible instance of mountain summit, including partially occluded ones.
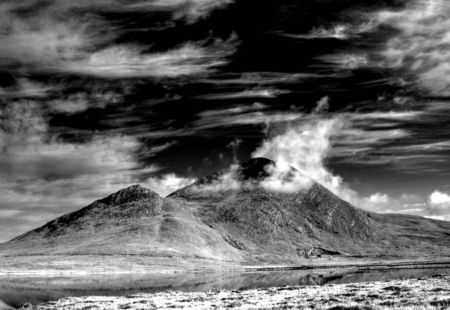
[98,184,161,206]
[236,157,282,180]
[169,157,302,200]
[1,158,449,265]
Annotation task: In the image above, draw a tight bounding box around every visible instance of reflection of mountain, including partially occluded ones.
[297,274,343,286]
[1,158,449,265]
[1,267,449,308]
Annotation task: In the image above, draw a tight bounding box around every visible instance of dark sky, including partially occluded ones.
[1,0,450,241]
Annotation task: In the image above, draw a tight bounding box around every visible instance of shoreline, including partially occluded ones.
[244,260,450,272]
[20,275,450,310]
[0,256,449,277]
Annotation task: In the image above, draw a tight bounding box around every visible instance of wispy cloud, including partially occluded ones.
[319,54,369,70]
[48,90,123,114]
[0,79,54,98]
[0,3,108,70]
[199,72,328,85]
[131,0,234,23]
[65,37,238,78]
[312,0,450,96]
[192,102,309,132]
[0,96,189,242]
[145,174,196,197]
[196,88,288,100]
[193,110,304,131]
[0,0,237,78]
[373,0,450,96]
[279,21,377,40]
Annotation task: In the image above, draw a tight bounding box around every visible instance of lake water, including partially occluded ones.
[1,266,449,309]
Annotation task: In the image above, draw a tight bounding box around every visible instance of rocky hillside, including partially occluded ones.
[1,158,449,265]
[169,158,447,262]
[0,185,242,262]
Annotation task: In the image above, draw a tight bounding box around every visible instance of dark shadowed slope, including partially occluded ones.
[1,158,449,266]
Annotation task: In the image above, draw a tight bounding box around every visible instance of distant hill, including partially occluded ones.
[1,158,449,265]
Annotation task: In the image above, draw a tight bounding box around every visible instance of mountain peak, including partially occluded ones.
[239,157,276,180]
[168,157,302,199]
[98,184,160,206]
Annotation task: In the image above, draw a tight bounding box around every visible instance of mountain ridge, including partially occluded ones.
[1,158,449,266]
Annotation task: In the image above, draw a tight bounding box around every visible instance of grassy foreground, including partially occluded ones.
[21,275,450,310]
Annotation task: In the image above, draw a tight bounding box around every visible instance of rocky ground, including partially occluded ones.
[21,275,450,310]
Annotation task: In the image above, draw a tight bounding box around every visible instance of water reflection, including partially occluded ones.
[0,267,449,309]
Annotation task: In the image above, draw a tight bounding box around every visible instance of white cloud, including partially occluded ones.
[313,96,329,113]
[0,79,54,98]
[373,0,450,96]
[198,88,287,100]
[346,190,450,221]
[188,161,312,195]
[147,0,234,23]
[424,190,450,220]
[101,0,233,23]
[256,162,313,193]
[190,167,243,193]
[144,142,178,158]
[429,190,450,206]
[0,0,237,78]
[320,54,369,70]
[0,135,146,182]
[145,174,197,197]
[249,101,422,196]
[280,21,377,40]
[252,116,345,194]
[368,193,389,205]
[227,138,242,163]
[391,141,450,152]
[424,215,446,221]
[327,110,429,165]
[331,128,411,160]
[313,0,450,96]
[48,90,123,114]
[200,72,328,85]
[348,111,423,121]
[248,98,363,197]
[65,38,238,78]
[0,4,107,68]
[193,109,305,132]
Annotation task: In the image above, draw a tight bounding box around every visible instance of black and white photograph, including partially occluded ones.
[0,0,449,309]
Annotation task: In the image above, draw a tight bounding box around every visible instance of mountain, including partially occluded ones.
[169,158,449,262]
[0,185,242,262]
[1,158,449,266]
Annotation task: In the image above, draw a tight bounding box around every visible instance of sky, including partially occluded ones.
[1,0,450,242]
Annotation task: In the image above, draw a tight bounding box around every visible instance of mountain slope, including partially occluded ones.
[1,158,449,266]
[0,185,242,262]
[168,158,403,262]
